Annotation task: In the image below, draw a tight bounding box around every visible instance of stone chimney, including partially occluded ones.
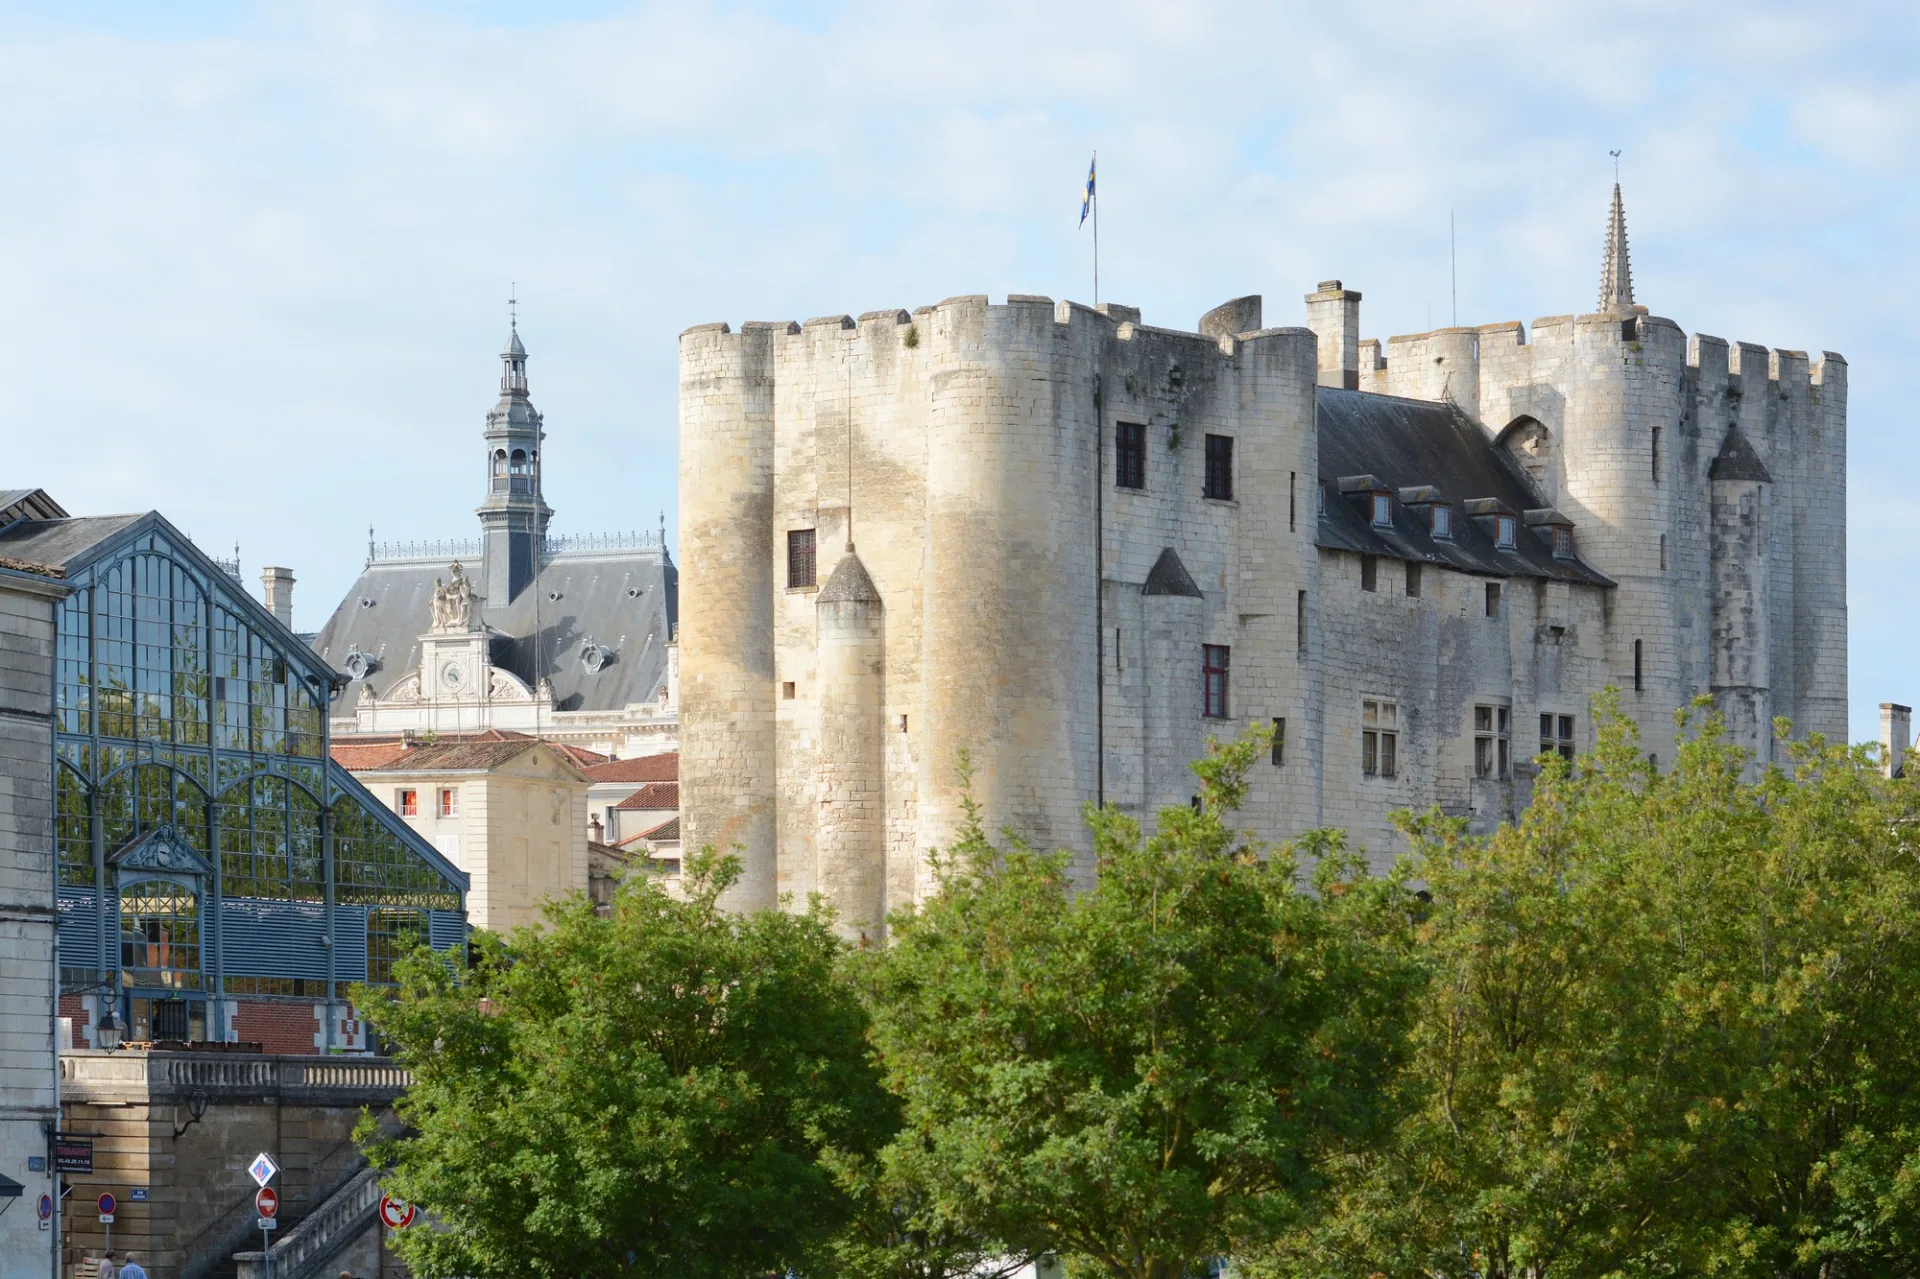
[1881,703,1910,778]
[1305,280,1361,390]
[260,566,295,630]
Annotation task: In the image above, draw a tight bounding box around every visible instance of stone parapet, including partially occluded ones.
[60,1050,410,1108]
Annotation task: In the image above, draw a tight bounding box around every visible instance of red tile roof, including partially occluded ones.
[331,742,410,771]
[616,815,681,848]
[331,731,595,775]
[583,752,678,784]
[614,781,679,811]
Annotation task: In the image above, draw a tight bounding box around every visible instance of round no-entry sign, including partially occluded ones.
[378,1196,416,1229]
[255,1187,279,1219]
[96,1193,116,1217]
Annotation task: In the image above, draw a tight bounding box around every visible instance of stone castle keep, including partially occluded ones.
[678,186,1847,935]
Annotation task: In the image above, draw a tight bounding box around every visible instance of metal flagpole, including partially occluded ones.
[1092,151,1099,307]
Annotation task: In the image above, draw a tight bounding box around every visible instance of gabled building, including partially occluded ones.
[334,731,592,933]
[0,500,467,1053]
[314,322,680,760]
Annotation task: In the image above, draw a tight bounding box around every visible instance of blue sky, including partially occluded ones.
[3,1,1916,742]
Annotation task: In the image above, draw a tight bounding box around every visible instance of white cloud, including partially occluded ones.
[0,0,1914,739]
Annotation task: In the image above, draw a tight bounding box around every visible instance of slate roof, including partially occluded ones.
[583,752,678,784]
[311,545,677,714]
[615,781,679,811]
[1142,546,1203,597]
[1315,389,1613,586]
[1709,425,1772,482]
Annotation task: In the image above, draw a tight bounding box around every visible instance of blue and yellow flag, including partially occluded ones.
[1079,153,1096,227]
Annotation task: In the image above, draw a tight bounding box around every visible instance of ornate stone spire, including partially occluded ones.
[1598,182,1635,313]
[478,304,551,608]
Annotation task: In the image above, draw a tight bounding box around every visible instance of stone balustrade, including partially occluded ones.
[61,1050,411,1107]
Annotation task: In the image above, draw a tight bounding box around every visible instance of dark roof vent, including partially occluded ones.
[343,644,379,681]
[1142,547,1203,598]
[581,637,615,673]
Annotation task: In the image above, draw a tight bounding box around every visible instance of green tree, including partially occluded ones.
[356,852,894,1279]
[860,732,1422,1279]
[1261,694,1920,1279]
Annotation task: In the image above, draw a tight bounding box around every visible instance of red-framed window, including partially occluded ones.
[1202,645,1230,719]
[396,789,417,817]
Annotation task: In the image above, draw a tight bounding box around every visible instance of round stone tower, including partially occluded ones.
[678,321,780,912]
[815,547,885,939]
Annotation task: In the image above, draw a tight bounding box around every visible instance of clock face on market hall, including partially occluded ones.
[441,663,465,689]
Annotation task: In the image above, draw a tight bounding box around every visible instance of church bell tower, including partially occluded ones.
[477,315,552,608]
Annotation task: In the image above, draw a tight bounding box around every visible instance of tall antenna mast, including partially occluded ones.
[847,337,855,551]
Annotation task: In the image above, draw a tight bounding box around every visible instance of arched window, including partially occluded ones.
[120,880,201,989]
[93,553,209,744]
[219,775,323,901]
[509,448,531,493]
[101,765,210,861]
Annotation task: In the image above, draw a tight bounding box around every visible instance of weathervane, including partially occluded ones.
[1610,149,1621,182]
[509,282,518,330]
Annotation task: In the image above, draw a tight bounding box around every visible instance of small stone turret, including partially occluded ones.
[815,547,885,940]
[1709,425,1773,771]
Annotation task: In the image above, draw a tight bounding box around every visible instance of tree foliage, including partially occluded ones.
[859,732,1424,1279]
[355,852,894,1279]
[1260,693,1920,1279]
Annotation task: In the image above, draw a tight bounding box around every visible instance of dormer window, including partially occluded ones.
[1431,505,1453,539]
[1496,516,1516,549]
[1370,493,1392,527]
[1552,526,1573,558]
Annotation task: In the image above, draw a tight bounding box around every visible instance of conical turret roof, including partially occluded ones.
[818,548,881,604]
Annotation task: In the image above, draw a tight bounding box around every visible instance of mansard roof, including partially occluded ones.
[1315,388,1612,586]
[312,541,677,716]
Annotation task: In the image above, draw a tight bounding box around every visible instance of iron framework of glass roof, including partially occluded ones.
[49,520,467,1046]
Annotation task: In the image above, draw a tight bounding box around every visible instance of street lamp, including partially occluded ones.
[96,1008,121,1052]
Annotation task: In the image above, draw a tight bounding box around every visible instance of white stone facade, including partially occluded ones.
[678,206,1846,931]
[0,566,66,1278]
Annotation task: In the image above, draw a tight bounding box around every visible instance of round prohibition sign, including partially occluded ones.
[255,1187,279,1219]
[379,1195,417,1229]
[96,1193,116,1217]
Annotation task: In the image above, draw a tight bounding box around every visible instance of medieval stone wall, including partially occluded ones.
[680,278,1847,919]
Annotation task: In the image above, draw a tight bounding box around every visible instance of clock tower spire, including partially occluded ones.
[477,296,551,608]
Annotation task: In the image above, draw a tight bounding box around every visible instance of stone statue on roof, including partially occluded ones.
[430,561,477,632]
